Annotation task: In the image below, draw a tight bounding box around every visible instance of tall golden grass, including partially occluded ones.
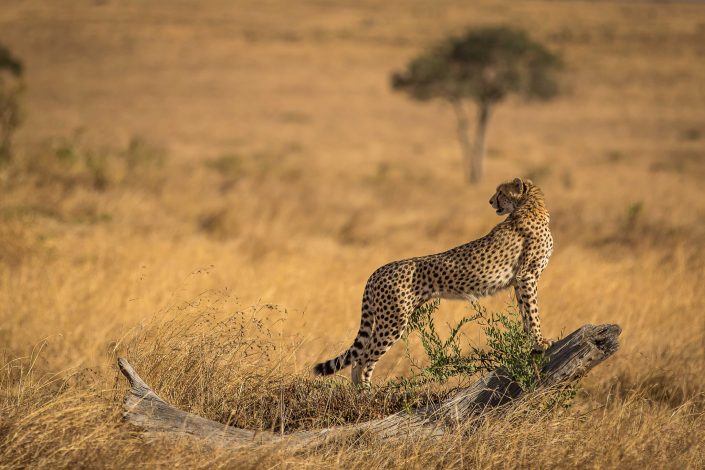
[1,0,704,467]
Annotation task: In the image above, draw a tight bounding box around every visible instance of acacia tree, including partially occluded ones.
[391,27,561,183]
[0,44,24,163]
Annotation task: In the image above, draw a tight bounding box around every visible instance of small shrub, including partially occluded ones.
[479,306,546,392]
[397,301,544,392]
[402,299,483,383]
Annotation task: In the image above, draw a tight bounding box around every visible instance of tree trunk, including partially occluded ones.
[118,323,621,448]
[452,100,491,184]
[0,99,12,163]
[451,100,473,183]
[470,102,491,183]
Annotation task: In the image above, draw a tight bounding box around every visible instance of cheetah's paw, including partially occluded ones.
[531,338,554,353]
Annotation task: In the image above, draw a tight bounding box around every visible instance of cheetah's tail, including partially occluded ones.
[313,318,373,376]
[313,289,375,377]
[312,348,354,376]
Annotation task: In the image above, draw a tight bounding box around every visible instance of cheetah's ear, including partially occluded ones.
[512,177,525,195]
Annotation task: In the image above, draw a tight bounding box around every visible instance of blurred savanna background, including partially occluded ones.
[1,1,705,468]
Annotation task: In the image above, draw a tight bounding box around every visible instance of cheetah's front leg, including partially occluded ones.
[514,276,552,352]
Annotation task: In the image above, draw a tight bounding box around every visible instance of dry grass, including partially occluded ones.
[1,0,705,468]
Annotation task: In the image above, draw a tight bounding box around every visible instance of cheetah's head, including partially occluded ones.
[489,178,529,216]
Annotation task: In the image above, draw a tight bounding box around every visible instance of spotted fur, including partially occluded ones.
[313,178,553,387]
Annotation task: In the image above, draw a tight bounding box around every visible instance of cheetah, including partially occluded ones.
[313,177,554,387]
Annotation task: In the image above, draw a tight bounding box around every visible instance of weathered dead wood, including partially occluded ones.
[118,323,621,447]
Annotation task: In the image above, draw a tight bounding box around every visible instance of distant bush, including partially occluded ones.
[0,43,24,163]
[10,131,168,192]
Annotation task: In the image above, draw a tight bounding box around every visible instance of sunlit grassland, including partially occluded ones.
[1,0,704,467]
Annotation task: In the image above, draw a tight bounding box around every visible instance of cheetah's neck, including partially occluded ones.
[509,183,550,224]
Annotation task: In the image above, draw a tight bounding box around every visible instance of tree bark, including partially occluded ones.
[118,323,621,448]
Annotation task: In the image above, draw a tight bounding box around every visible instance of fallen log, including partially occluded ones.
[118,323,621,447]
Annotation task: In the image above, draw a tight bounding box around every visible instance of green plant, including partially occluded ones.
[391,26,562,183]
[478,306,545,392]
[403,299,482,383]
[396,301,545,392]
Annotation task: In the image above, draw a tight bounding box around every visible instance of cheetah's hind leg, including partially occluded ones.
[351,362,363,386]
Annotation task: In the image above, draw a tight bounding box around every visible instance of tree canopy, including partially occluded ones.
[391,26,561,106]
